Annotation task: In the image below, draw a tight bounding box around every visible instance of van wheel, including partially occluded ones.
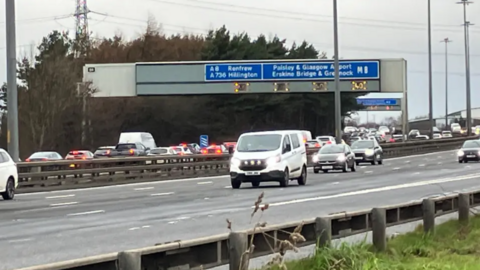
[1,178,15,200]
[297,166,307,186]
[279,169,289,187]
[231,179,241,189]
[251,182,260,188]
[322,170,328,173]
[313,169,319,174]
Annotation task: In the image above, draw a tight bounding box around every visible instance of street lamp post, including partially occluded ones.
[456,0,473,134]
[441,38,452,129]
[333,0,342,143]
[5,0,19,161]
[427,0,434,138]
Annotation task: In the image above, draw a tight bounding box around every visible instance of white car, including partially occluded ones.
[0,149,18,200]
[316,136,336,146]
[441,131,453,138]
[229,130,308,188]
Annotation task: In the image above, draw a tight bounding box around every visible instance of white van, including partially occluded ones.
[229,130,308,189]
[300,130,312,144]
[118,132,157,150]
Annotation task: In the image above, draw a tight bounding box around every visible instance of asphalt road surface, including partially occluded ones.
[2,150,480,270]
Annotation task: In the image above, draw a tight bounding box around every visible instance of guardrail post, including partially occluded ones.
[314,217,331,247]
[371,208,386,252]
[228,232,249,270]
[422,199,435,234]
[117,251,141,270]
[458,193,470,224]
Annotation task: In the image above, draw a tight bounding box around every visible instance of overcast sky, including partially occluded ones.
[0,0,478,123]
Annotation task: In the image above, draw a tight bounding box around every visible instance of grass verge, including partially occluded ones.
[263,214,480,270]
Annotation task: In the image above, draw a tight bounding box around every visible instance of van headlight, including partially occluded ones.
[312,154,319,163]
[266,155,281,166]
[364,149,374,156]
[230,157,241,167]
[457,150,464,156]
[337,154,346,162]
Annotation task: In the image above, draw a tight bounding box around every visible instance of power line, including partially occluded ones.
[91,14,480,58]
[142,0,480,34]
[0,14,72,25]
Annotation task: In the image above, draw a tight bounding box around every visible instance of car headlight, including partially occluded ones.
[312,154,319,163]
[364,149,374,156]
[337,154,346,162]
[266,155,281,166]
[457,150,464,156]
[230,157,241,167]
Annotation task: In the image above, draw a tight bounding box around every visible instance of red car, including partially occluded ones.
[201,144,227,154]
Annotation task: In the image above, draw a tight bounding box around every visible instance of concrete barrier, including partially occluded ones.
[16,189,480,270]
[16,136,475,193]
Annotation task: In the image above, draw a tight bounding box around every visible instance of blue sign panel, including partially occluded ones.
[205,64,262,81]
[262,61,379,80]
[204,60,379,81]
[200,135,209,148]
[356,99,398,106]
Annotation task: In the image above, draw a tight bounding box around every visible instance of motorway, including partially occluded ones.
[2,150,480,270]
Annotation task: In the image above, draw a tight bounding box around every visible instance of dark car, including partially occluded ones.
[312,144,356,173]
[94,146,117,158]
[350,140,383,165]
[458,140,480,163]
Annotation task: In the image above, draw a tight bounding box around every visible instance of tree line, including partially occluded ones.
[0,19,365,158]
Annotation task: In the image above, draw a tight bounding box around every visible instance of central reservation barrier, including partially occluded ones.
[16,136,475,193]
[16,188,480,270]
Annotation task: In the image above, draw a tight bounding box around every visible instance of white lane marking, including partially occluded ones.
[330,182,340,185]
[404,161,410,163]
[438,156,443,158]
[129,227,140,231]
[150,192,174,196]
[46,194,75,199]
[8,238,33,243]
[412,172,420,175]
[260,173,480,208]
[134,187,154,191]
[224,186,231,188]
[18,150,456,196]
[67,210,105,216]
[437,162,442,165]
[176,216,190,220]
[364,171,373,174]
[360,166,366,169]
[168,221,178,224]
[419,164,425,167]
[142,225,151,228]
[204,197,210,200]
[49,202,78,207]
[197,181,213,185]
[392,167,400,170]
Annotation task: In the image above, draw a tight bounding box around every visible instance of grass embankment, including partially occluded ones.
[268,215,480,270]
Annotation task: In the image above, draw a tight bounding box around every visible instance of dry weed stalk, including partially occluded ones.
[226,192,306,270]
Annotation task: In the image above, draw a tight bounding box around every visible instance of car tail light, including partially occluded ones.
[389,138,395,142]
[72,151,79,155]
[69,164,75,168]
[327,141,331,144]
[129,149,134,155]
[82,156,87,160]
[202,149,207,154]
[315,143,320,147]
[303,139,307,143]
[106,150,110,155]
[216,149,221,154]
[26,158,30,162]
[42,158,47,161]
